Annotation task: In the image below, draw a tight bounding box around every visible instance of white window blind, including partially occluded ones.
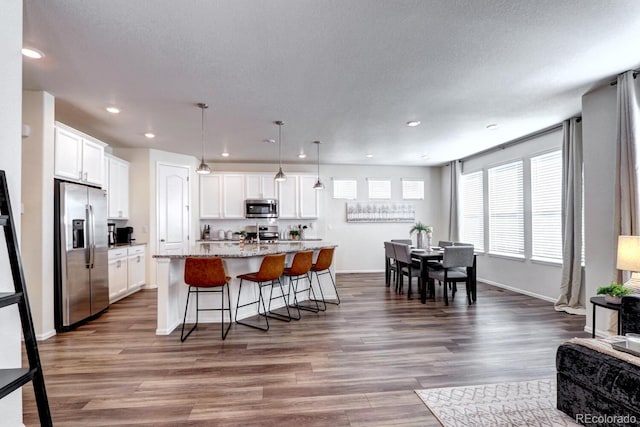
[531,150,562,261]
[488,161,524,257]
[461,171,484,251]
[367,179,391,199]
[333,179,357,199]
[402,179,424,200]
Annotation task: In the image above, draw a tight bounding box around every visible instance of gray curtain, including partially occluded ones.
[555,118,584,315]
[615,70,640,285]
[448,161,461,242]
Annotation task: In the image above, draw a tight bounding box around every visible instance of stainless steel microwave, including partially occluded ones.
[245,199,278,218]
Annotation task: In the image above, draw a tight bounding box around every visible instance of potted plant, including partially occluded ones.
[289,229,299,240]
[410,222,433,249]
[597,282,632,304]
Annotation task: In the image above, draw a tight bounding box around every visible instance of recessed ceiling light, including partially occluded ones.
[406,120,421,127]
[221,152,230,157]
[22,47,44,59]
[106,106,121,114]
[298,153,307,159]
[263,139,276,144]
[366,154,374,158]
[144,132,155,139]
[486,123,499,130]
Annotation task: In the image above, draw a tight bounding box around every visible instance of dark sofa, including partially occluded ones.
[556,341,640,426]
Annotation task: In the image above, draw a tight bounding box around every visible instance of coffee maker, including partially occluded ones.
[116,226,134,244]
[108,223,116,246]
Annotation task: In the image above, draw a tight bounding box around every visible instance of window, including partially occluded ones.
[333,179,357,199]
[461,171,484,251]
[367,178,391,199]
[531,150,562,261]
[402,179,424,200]
[488,161,524,257]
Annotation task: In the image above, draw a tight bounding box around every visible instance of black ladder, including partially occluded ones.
[0,170,52,426]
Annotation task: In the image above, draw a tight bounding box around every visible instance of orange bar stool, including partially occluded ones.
[310,247,339,310]
[284,250,317,314]
[181,257,232,341]
[235,253,288,331]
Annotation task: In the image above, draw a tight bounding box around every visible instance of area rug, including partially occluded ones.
[415,378,581,426]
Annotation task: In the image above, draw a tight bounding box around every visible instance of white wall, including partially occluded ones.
[0,0,24,423]
[582,81,633,335]
[21,90,56,340]
[459,129,564,301]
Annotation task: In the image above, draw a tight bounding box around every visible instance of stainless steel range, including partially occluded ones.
[245,225,279,241]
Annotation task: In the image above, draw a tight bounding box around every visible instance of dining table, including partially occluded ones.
[410,247,477,304]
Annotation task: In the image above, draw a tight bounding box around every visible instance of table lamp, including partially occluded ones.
[616,235,640,289]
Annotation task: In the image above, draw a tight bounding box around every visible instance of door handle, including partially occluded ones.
[85,205,91,268]
[89,204,95,268]
[160,239,165,242]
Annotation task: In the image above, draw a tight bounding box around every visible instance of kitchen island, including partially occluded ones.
[153,241,337,335]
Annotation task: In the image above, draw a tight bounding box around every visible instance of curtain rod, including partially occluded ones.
[459,121,571,164]
[609,69,639,86]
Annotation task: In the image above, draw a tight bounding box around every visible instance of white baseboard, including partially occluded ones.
[36,329,56,341]
[479,277,557,303]
[336,269,385,274]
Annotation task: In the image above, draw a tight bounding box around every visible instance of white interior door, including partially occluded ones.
[157,163,190,255]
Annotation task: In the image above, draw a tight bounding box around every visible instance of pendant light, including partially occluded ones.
[196,102,211,175]
[313,140,325,190]
[274,120,286,182]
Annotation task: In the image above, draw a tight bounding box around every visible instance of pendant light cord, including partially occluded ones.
[201,105,205,161]
[278,122,283,168]
[317,142,320,179]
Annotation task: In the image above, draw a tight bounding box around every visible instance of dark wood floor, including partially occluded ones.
[23,274,588,426]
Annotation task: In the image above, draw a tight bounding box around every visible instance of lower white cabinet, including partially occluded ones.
[108,244,146,303]
[127,246,146,289]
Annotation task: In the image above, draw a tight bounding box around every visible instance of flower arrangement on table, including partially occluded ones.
[409,222,433,249]
[597,282,632,304]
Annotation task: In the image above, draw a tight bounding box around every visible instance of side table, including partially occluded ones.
[590,296,622,338]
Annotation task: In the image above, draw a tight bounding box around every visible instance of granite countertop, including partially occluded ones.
[153,241,336,259]
[109,242,146,249]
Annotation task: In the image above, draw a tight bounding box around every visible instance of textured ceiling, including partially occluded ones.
[22,0,640,166]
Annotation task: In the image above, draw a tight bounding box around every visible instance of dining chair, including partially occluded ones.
[393,242,421,299]
[428,245,474,305]
[438,240,453,248]
[181,257,232,341]
[384,241,398,287]
[391,239,413,245]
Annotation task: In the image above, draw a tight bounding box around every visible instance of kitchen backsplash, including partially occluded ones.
[199,219,318,240]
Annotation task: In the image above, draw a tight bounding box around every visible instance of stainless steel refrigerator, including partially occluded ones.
[54,180,109,331]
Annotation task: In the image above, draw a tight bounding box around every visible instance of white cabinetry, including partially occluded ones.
[105,154,130,219]
[127,246,146,289]
[108,248,128,302]
[222,174,245,218]
[277,176,299,219]
[277,175,319,219]
[200,174,222,218]
[200,173,245,219]
[245,174,277,199]
[299,175,320,218]
[54,122,105,186]
[109,245,146,303]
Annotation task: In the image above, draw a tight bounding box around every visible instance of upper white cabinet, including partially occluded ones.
[199,172,318,219]
[105,154,130,219]
[299,175,320,218]
[222,174,245,218]
[54,122,106,186]
[200,174,222,218]
[277,176,298,219]
[277,174,319,219]
[245,174,277,199]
